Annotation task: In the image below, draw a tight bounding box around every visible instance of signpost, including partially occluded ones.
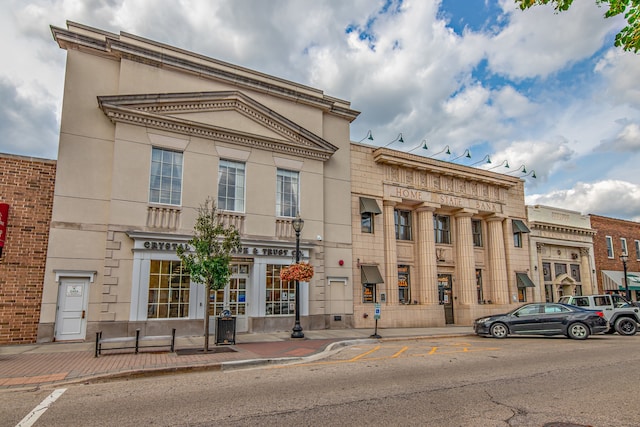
[371,302,381,339]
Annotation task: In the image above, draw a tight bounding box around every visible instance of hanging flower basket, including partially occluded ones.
[280,262,314,282]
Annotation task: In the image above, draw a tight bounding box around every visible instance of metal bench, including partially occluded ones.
[95,328,176,357]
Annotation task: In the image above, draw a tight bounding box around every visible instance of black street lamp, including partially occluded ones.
[620,254,631,301]
[291,213,305,339]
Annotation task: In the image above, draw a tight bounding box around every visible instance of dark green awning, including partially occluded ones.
[516,272,535,288]
[361,265,384,284]
[512,219,531,233]
[360,197,382,215]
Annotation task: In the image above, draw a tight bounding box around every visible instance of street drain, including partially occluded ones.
[175,347,237,356]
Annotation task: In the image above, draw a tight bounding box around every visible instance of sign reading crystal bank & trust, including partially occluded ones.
[384,185,503,214]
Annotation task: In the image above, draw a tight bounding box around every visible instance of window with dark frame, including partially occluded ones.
[570,264,581,281]
[513,231,522,248]
[434,215,451,244]
[395,210,412,240]
[472,219,483,247]
[361,212,373,233]
[476,269,483,303]
[398,265,410,304]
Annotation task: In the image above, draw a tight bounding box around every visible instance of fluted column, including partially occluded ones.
[487,216,509,304]
[454,211,476,305]
[580,247,594,295]
[416,205,438,304]
[383,201,398,305]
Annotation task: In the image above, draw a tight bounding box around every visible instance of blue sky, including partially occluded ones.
[1,0,639,220]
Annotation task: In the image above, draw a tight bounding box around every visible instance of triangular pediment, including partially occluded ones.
[98,91,338,161]
[554,273,577,286]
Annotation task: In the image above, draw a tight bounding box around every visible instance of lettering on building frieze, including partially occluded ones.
[143,241,190,251]
[475,201,497,211]
[439,195,463,207]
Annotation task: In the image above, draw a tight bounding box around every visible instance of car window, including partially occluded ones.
[544,304,570,313]
[516,305,540,316]
[574,297,589,307]
[593,296,609,306]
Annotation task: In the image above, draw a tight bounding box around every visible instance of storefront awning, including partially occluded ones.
[360,197,382,215]
[361,265,384,284]
[602,270,640,291]
[516,272,535,288]
[512,219,531,233]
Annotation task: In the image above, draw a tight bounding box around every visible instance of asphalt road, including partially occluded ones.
[4,334,640,426]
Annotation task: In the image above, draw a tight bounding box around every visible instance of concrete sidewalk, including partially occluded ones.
[0,326,474,390]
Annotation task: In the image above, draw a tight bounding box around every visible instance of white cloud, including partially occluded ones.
[526,180,640,221]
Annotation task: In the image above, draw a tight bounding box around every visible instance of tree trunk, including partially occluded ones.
[203,286,210,352]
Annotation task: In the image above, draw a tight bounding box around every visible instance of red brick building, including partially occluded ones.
[590,214,640,302]
[0,154,56,344]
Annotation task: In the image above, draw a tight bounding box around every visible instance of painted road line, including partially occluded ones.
[16,388,67,427]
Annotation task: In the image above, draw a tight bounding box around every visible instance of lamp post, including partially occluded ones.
[620,254,631,301]
[291,213,305,339]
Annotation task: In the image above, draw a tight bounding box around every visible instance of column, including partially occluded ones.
[383,201,398,305]
[416,205,438,304]
[487,216,509,304]
[454,211,476,305]
[580,247,594,295]
[536,243,545,302]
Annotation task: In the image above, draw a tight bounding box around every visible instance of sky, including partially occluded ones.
[1,0,640,221]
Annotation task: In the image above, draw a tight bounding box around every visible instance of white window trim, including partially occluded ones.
[606,236,614,259]
[621,237,628,256]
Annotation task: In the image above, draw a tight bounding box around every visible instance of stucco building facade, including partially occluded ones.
[351,144,535,328]
[38,22,358,342]
[526,205,597,302]
[0,154,56,344]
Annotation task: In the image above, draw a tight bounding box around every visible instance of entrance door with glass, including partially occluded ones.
[209,263,249,332]
[438,274,454,324]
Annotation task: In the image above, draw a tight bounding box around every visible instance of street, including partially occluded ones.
[3,334,640,426]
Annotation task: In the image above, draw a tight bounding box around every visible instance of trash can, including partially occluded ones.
[215,312,236,345]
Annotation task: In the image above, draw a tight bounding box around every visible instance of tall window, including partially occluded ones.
[148,260,190,318]
[276,169,299,217]
[472,220,483,247]
[434,215,451,244]
[570,264,581,281]
[266,264,296,315]
[635,240,640,260]
[621,238,628,256]
[555,263,567,277]
[149,148,183,205]
[218,160,245,212]
[395,210,412,240]
[398,265,411,304]
[361,212,374,233]
[476,269,484,303]
[606,236,614,258]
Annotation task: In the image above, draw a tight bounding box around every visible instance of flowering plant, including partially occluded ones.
[280,262,314,282]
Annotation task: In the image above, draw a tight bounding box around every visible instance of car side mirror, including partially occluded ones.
[513,312,519,317]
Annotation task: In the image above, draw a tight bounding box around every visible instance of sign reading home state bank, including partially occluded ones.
[134,239,307,258]
[384,184,502,214]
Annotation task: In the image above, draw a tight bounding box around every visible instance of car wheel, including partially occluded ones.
[489,322,508,339]
[567,322,589,340]
[614,317,638,336]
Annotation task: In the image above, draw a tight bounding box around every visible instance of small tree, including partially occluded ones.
[515,0,640,53]
[177,197,241,352]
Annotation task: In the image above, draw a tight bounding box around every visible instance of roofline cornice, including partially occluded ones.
[51,23,361,123]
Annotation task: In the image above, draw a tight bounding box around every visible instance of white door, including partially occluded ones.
[209,263,249,333]
[55,278,89,341]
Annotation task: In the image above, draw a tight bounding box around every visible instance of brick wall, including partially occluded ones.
[0,154,56,344]
[590,214,640,293]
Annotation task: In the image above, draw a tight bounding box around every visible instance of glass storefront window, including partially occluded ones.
[148,260,190,318]
[266,264,296,315]
[398,265,410,304]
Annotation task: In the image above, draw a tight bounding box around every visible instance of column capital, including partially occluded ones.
[454,208,477,218]
[485,214,507,222]
[383,200,397,207]
[415,202,439,212]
